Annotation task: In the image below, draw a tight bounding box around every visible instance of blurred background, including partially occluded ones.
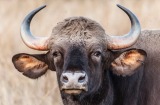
[0,0,159,105]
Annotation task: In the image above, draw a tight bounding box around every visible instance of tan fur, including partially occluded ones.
[122,50,145,66]
[16,55,46,72]
[111,50,146,76]
[19,57,39,68]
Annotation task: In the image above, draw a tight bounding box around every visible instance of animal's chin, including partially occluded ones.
[62,89,85,95]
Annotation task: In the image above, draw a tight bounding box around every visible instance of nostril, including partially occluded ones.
[78,75,86,83]
[62,76,68,83]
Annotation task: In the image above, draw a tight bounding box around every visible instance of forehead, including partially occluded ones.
[48,17,106,49]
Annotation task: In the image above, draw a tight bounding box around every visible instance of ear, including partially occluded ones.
[111,49,147,77]
[12,53,48,79]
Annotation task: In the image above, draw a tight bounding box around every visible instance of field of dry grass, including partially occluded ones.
[0,0,160,105]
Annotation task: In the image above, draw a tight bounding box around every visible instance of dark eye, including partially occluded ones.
[53,51,60,58]
[93,51,102,57]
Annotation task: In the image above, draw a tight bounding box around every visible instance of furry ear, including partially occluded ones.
[111,49,147,77]
[12,53,48,79]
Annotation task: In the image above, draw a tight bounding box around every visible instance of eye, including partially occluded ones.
[93,51,102,57]
[53,51,61,58]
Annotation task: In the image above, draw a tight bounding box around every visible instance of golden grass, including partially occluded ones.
[0,0,160,105]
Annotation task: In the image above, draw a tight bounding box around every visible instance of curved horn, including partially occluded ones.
[21,5,49,51]
[107,4,141,50]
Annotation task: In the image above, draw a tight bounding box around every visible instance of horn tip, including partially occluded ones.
[41,5,47,9]
[116,4,123,9]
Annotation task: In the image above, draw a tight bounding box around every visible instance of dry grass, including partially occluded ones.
[0,0,160,105]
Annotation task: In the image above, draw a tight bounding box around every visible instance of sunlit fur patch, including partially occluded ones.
[16,55,46,72]
[122,50,145,66]
[19,58,38,68]
[63,89,83,95]
[111,49,146,76]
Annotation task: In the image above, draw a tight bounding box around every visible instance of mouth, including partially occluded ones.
[61,87,88,95]
[63,89,84,95]
[61,84,88,95]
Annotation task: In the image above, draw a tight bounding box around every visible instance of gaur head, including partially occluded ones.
[12,5,146,96]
